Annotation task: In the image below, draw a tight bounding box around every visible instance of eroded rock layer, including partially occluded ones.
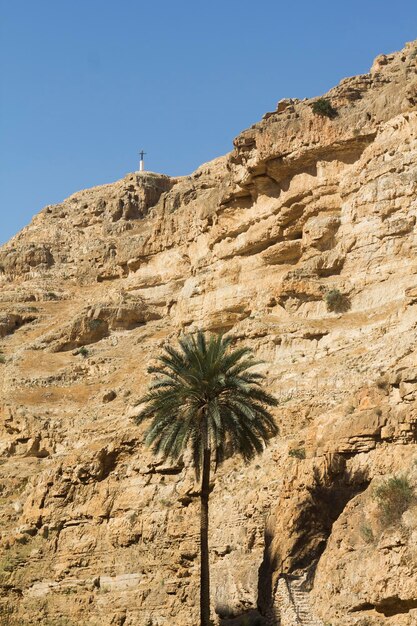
[0,41,417,626]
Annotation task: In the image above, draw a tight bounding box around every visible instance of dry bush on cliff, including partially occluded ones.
[311,98,337,118]
[324,289,351,313]
[374,475,415,526]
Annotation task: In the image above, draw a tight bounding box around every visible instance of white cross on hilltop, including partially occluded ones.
[139,150,146,171]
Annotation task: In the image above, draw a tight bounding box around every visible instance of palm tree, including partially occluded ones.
[135,331,278,626]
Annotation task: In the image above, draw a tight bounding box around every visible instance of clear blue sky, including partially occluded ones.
[1,1,416,245]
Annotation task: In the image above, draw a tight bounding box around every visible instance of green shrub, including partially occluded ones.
[374,476,414,525]
[324,289,350,313]
[289,447,306,460]
[311,98,337,118]
[78,346,89,358]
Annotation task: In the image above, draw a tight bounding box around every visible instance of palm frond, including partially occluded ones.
[133,330,278,479]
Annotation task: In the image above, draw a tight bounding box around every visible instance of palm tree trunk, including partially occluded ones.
[200,445,211,626]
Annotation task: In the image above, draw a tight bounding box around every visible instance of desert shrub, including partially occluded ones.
[374,476,414,526]
[0,542,32,582]
[78,346,89,358]
[89,318,105,329]
[311,98,337,118]
[45,291,59,300]
[0,604,13,626]
[360,524,374,543]
[0,554,26,573]
[324,289,350,313]
[376,376,389,390]
[0,353,5,364]
[289,447,306,460]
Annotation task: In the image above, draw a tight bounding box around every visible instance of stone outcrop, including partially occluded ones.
[0,41,416,626]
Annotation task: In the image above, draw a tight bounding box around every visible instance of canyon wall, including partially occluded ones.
[0,41,417,626]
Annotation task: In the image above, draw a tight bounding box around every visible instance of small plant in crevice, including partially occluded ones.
[0,554,26,575]
[45,291,59,301]
[324,289,351,313]
[374,475,415,526]
[311,98,337,119]
[78,346,89,358]
[360,523,375,544]
[289,447,306,460]
[376,376,389,390]
[89,318,105,330]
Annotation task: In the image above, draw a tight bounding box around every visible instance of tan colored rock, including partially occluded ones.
[0,40,417,626]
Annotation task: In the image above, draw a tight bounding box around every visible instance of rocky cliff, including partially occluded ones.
[0,41,417,626]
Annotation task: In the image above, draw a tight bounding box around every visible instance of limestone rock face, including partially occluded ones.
[0,41,417,626]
